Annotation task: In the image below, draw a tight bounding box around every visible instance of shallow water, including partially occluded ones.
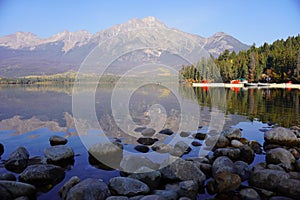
[0,84,299,199]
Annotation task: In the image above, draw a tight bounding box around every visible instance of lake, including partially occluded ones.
[0,84,299,199]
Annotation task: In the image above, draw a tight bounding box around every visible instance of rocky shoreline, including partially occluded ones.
[0,126,300,200]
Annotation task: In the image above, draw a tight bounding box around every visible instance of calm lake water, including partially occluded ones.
[0,84,299,199]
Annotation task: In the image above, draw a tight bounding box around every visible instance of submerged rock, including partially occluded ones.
[49,135,68,146]
[66,178,110,200]
[44,145,74,166]
[134,145,150,153]
[214,171,241,193]
[0,180,36,199]
[5,147,29,173]
[159,129,174,135]
[120,155,159,173]
[109,177,150,197]
[137,138,157,146]
[0,143,4,157]
[205,135,230,148]
[19,164,65,187]
[264,127,299,147]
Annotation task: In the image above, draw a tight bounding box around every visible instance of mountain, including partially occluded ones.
[0,16,249,77]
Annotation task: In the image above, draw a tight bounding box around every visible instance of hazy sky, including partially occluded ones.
[0,0,299,46]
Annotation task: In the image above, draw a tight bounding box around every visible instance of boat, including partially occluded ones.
[244,82,258,87]
[258,82,270,87]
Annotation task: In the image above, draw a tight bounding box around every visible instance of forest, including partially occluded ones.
[180,34,300,83]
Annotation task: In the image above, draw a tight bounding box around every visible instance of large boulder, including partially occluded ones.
[160,159,206,186]
[19,164,65,187]
[264,127,299,147]
[213,148,241,161]
[221,128,242,140]
[266,148,295,171]
[0,180,36,199]
[66,178,110,200]
[214,171,241,193]
[128,167,161,190]
[212,156,235,177]
[59,176,81,200]
[44,145,74,166]
[49,135,68,146]
[109,177,150,197]
[249,169,290,191]
[5,147,29,173]
[88,142,123,170]
[120,155,159,173]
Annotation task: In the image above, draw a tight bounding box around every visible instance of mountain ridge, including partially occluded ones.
[0,16,249,77]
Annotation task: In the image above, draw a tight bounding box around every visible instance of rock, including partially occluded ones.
[137,138,157,146]
[169,148,184,157]
[120,155,159,173]
[213,148,241,161]
[128,167,161,190]
[66,178,110,200]
[239,188,261,200]
[253,162,266,171]
[153,190,178,200]
[239,145,255,164]
[290,148,300,160]
[205,135,230,148]
[174,141,191,154]
[249,140,263,154]
[289,171,300,180]
[4,147,29,173]
[295,160,300,172]
[59,176,80,199]
[249,169,290,191]
[277,178,300,199]
[109,177,150,197]
[269,197,294,200]
[140,195,165,200]
[266,147,295,171]
[44,145,74,166]
[231,140,244,148]
[129,195,144,200]
[151,143,172,153]
[178,180,198,199]
[214,171,241,193]
[0,180,36,199]
[180,131,190,137]
[198,163,212,177]
[19,164,65,187]
[107,196,129,200]
[134,127,147,132]
[141,128,156,137]
[221,128,242,139]
[160,159,206,185]
[191,141,201,146]
[194,132,207,140]
[234,161,251,181]
[0,143,4,157]
[49,135,68,146]
[13,196,30,200]
[206,179,217,195]
[159,129,173,135]
[239,138,248,144]
[88,142,123,170]
[178,197,192,200]
[212,156,234,177]
[134,145,150,153]
[0,173,16,181]
[267,164,285,171]
[264,127,299,147]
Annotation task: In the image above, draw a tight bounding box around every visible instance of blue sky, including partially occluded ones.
[0,0,299,46]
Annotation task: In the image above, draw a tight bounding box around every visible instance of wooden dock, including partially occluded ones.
[192,83,300,89]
